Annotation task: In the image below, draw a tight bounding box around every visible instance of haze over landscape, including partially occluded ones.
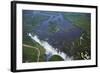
[22,10,91,63]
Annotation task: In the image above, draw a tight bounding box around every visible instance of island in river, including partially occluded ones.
[22,10,91,63]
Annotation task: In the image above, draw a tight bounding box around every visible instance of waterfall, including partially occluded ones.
[28,33,73,61]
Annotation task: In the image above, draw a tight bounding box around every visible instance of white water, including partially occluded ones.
[28,33,73,61]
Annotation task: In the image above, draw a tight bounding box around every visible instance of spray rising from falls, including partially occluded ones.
[28,33,73,61]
